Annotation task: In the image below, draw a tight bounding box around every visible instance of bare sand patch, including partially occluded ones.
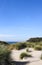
[10,48,42,65]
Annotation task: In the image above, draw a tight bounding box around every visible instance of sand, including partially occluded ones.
[10,48,42,65]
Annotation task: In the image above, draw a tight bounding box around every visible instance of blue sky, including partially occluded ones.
[0,0,42,41]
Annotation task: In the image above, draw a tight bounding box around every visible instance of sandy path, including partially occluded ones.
[27,60,42,65]
[10,48,27,61]
[10,48,42,65]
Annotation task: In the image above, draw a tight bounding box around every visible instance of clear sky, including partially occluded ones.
[0,0,42,41]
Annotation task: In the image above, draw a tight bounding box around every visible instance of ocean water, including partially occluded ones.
[7,42,17,44]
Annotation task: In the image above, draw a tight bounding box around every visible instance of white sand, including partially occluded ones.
[10,48,27,61]
[28,60,42,65]
[10,48,42,65]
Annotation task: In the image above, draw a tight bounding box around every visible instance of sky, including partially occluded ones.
[0,0,42,41]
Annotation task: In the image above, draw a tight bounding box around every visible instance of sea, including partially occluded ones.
[7,41,17,44]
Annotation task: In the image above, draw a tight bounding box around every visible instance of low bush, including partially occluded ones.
[15,43,27,50]
[34,45,42,50]
[40,54,42,60]
[20,52,28,59]
[0,44,11,65]
[20,52,32,59]
[26,48,29,52]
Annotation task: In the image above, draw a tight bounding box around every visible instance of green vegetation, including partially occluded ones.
[27,37,42,42]
[40,54,42,60]
[26,48,29,52]
[8,44,15,50]
[15,42,27,50]
[20,52,32,59]
[0,41,9,45]
[7,37,42,50]
[35,45,42,50]
[0,42,11,65]
[20,52,28,59]
[8,41,42,51]
[0,37,42,65]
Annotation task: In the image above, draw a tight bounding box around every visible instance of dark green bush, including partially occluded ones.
[15,43,27,50]
[27,37,42,42]
[20,52,32,59]
[20,52,28,59]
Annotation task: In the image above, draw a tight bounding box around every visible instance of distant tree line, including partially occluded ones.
[27,37,42,42]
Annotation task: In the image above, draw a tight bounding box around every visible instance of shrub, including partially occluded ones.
[26,48,29,52]
[26,42,31,47]
[35,45,42,50]
[40,54,42,60]
[20,52,28,59]
[15,43,27,50]
[20,52,32,59]
[0,44,10,65]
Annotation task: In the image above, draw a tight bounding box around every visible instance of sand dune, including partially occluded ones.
[10,48,42,65]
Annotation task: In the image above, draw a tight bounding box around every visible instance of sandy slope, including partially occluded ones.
[27,60,42,65]
[10,48,42,65]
